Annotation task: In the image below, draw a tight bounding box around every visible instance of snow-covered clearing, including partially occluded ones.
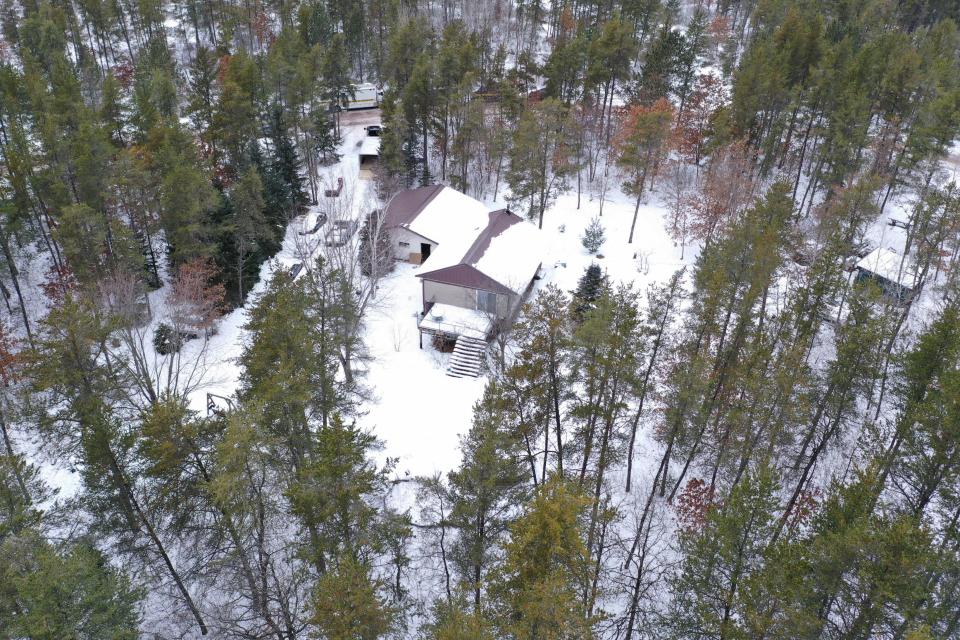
[164,116,689,487]
[17,114,935,526]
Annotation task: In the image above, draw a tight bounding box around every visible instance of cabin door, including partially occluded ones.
[420,243,431,263]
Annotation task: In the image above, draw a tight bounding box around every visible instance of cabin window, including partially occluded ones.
[477,290,498,314]
[399,241,410,247]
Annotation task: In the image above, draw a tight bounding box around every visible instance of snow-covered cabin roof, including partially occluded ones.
[384,186,544,295]
[855,247,916,288]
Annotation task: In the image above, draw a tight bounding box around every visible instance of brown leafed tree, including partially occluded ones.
[0,320,20,387]
[688,140,756,245]
[662,158,697,258]
[168,257,226,338]
[674,74,725,167]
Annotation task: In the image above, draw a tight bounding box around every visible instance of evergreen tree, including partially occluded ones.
[377,96,419,190]
[311,555,396,640]
[673,8,709,117]
[228,166,270,302]
[267,105,307,220]
[239,264,351,457]
[615,99,673,243]
[742,470,935,639]
[506,98,578,229]
[581,216,606,254]
[29,294,208,635]
[159,162,219,269]
[665,465,779,640]
[0,533,144,639]
[504,285,573,476]
[424,597,496,640]
[99,72,126,146]
[186,46,217,145]
[311,106,341,165]
[488,476,594,640]
[658,183,795,502]
[323,32,354,139]
[403,52,438,184]
[448,383,529,609]
[638,25,683,103]
[543,20,586,105]
[287,414,389,572]
[571,263,606,321]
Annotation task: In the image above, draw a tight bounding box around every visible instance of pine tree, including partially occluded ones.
[311,106,341,165]
[615,99,673,243]
[159,163,219,269]
[239,264,350,453]
[29,295,208,635]
[658,183,795,502]
[297,0,333,47]
[879,303,960,516]
[665,465,779,640]
[377,97,419,190]
[448,383,529,609]
[99,72,127,146]
[206,405,313,636]
[424,597,496,640]
[322,33,353,139]
[286,414,388,572]
[186,46,218,158]
[228,166,270,302]
[403,51,438,184]
[638,25,683,103]
[53,204,144,289]
[0,533,144,639]
[268,105,307,220]
[433,20,478,180]
[581,216,606,254]
[673,8,709,117]
[571,263,606,321]
[488,475,594,640]
[0,452,47,539]
[585,14,637,145]
[505,285,572,476]
[312,555,396,640]
[211,51,261,173]
[506,98,578,229]
[741,470,936,639]
[542,19,586,105]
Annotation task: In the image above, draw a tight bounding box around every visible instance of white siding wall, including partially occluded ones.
[389,227,436,263]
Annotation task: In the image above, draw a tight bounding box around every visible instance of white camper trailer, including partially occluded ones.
[321,83,383,112]
[343,83,382,110]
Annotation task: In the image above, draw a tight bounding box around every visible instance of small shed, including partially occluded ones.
[854,247,917,303]
[358,136,380,180]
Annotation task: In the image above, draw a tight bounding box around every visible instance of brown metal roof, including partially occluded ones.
[383,184,444,229]
[417,208,529,294]
[386,185,539,295]
[460,209,523,265]
[417,264,516,296]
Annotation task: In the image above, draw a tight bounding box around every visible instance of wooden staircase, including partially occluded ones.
[446,336,486,378]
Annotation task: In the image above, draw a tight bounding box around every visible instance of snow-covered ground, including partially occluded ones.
[172,118,689,485]
[18,114,939,514]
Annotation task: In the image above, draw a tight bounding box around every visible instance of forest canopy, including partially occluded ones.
[1,0,960,638]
